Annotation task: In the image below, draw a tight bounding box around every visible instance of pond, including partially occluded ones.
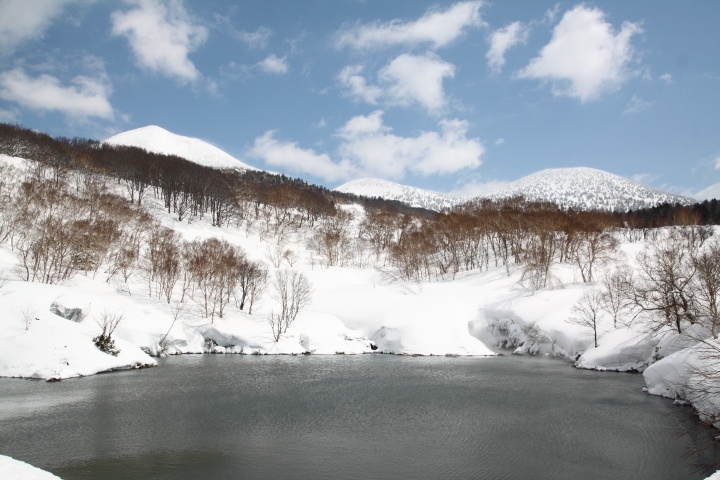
[1,354,719,479]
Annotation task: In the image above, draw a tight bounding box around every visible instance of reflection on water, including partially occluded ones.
[1,354,719,480]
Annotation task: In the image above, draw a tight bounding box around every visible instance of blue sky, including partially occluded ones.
[1,0,719,199]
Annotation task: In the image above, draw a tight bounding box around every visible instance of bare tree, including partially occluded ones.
[20,305,37,332]
[632,229,697,334]
[693,237,720,338]
[94,309,124,356]
[573,230,618,283]
[235,260,268,314]
[158,302,187,355]
[265,242,284,269]
[309,210,353,267]
[185,238,246,320]
[143,226,182,300]
[269,270,312,341]
[600,267,636,328]
[567,290,604,348]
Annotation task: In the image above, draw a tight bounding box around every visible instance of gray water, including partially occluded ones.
[1,354,719,479]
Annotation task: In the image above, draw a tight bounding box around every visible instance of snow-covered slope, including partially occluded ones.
[336,168,693,213]
[483,167,693,212]
[105,125,254,170]
[335,178,466,212]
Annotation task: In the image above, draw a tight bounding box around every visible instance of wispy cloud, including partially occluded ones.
[0,0,79,55]
[630,173,658,185]
[0,67,114,120]
[659,73,674,84]
[517,5,642,102]
[486,21,529,74]
[235,26,272,49]
[623,94,653,115]
[336,1,484,51]
[337,65,382,104]
[111,0,208,83]
[257,54,289,75]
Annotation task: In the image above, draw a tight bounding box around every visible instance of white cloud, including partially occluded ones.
[517,5,642,102]
[249,111,484,182]
[338,53,455,113]
[486,21,528,74]
[0,0,78,55]
[336,1,484,50]
[249,130,355,182]
[622,94,653,115]
[659,73,674,84]
[337,65,382,104]
[111,0,208,83]
[714,155,720,170]
[258,54,289,75]
[337,110,484,179]
[379,53,455,112]
[494,137,505,145]
[0,68,113,119]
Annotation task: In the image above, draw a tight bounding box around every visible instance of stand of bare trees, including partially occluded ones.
[269,270,312,342]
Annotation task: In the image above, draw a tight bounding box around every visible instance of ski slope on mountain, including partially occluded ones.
[336,178,466,211]
[105,125,254,170]
[484,167,693,212]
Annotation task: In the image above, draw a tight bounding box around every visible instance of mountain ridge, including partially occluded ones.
[336,168,694,212]
[105,125,254,171]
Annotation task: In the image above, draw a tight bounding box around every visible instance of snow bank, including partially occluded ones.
[0,455,62,480]
[473,284,591,360]
[0,281,156,380]
[644,339,720,427]
[575,327,655,372]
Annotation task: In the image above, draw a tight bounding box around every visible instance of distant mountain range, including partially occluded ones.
[335,178,467,212]
[105,125,254,171]
[337,169,694,212]
[106,126,694,213]
[483,167,695,212]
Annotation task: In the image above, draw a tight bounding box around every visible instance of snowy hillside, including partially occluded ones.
[336,178,466,211]
[483,167,693,212]
[336,168,692,213]
[105,125,254,170]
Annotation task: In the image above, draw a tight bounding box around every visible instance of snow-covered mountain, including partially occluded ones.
[335,178,466,211]
[105,125,254,170]
[484,167,694,212]
[337,168,694,213]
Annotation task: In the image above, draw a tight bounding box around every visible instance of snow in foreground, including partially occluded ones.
[0,455,61,480]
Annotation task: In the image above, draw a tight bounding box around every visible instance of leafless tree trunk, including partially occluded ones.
[269,270,312,341]
[567,290,604,348]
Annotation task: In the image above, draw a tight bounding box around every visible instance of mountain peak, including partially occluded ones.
[105,126,254,171]
[486,167,694,212]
